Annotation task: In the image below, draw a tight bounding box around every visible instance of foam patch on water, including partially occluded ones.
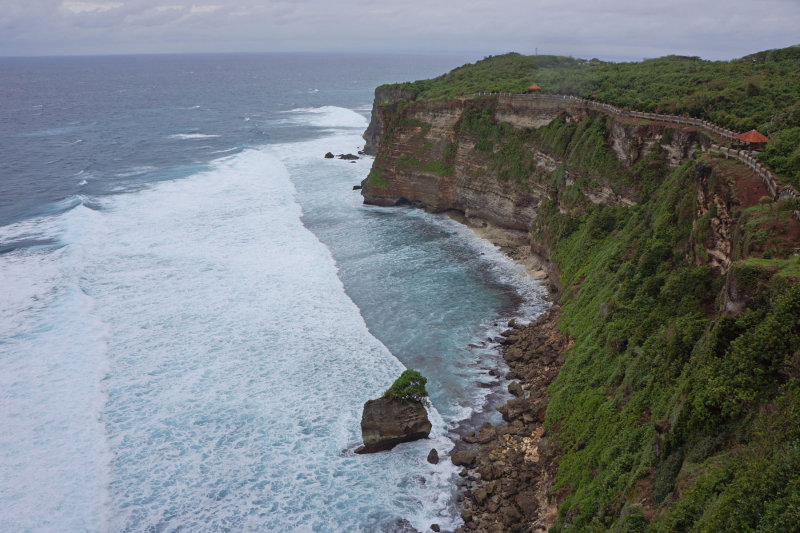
[282,106,368,129]
[169,133,220,140]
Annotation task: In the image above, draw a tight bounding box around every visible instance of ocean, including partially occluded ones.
[0,54,548,532]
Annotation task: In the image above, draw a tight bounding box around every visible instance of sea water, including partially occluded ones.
[0,54,548,532]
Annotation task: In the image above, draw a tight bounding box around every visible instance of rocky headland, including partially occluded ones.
[359,50,800,532]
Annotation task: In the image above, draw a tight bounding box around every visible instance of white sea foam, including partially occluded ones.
[281,106,368,129]
[0,147,458,532]
[0,208,112,532]
[428,213,550,322]
[168,133,220,140]
[209,147,239,155]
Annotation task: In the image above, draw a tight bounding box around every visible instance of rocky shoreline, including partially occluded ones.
[450,306,570,533]
[377,187,567,532]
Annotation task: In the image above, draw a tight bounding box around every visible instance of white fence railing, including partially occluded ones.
[473,92,737,138]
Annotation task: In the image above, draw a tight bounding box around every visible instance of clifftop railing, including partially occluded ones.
[473,92,737,138]
[472,92,799,219]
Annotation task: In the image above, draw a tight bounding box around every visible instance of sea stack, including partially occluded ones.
[356,369,432,454]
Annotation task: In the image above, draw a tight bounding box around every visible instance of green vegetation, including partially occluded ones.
[366,166,389,188]
[756,126,800,189]
[456,103,622,188]
[383,369,429,405]
[525,156,800,531]
[379,45,800,186]
[396,154,453,177]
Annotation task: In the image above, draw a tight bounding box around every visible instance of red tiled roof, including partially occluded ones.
[528,84,541,90]
[733,129,769,143]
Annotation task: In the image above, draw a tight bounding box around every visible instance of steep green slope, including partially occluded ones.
[535,161,800,531]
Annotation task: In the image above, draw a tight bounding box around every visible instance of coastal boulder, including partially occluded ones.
[356,397,431,453]
[451,451,477,467]
[356,369,432,454]
[324,152,334,158]
[427,448,439,464]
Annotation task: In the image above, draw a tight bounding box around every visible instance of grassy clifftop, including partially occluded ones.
[379,46,800,188]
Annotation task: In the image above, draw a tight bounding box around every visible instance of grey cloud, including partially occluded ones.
[0,0,798,59]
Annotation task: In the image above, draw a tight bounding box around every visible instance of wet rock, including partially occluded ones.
[337,153,359,160]
[451,451,477,467]
[508,381,524,397]
[515,490,539,516]
[430,524,440,532]
[504,346,524,362]
[499,504,522,524]
[476,422,496,444]
[455,308,570,532]
[473,487,488,504]
[427,448,439,464]
[486,495,501,513]
[498,397,529,422]
[324,152,334,158]
[355,398,431,454]
[353,185,362,190]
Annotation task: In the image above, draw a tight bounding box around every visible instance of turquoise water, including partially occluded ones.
[0,55,547,532]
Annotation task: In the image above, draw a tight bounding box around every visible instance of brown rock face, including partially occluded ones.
[362,85,418,155]
[360,95,709,234]
[356,397,431,454]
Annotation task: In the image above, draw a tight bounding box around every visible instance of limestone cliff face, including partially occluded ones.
[362,85,418,155]
[361,95,710,273]
[361,96,708,224]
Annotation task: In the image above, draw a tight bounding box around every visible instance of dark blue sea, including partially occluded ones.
[0,54,547,532]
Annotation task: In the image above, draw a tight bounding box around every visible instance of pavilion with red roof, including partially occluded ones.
[526,83,541,93]
[733,129,769,149]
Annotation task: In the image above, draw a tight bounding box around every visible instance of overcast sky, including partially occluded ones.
[1,0,798,60]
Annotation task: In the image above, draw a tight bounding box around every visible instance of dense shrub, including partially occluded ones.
[383,369,429,405]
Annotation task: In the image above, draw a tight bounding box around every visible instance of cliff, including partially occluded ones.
[360,84,800,532]
[362,84,419,155]
[362,95,709,283]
